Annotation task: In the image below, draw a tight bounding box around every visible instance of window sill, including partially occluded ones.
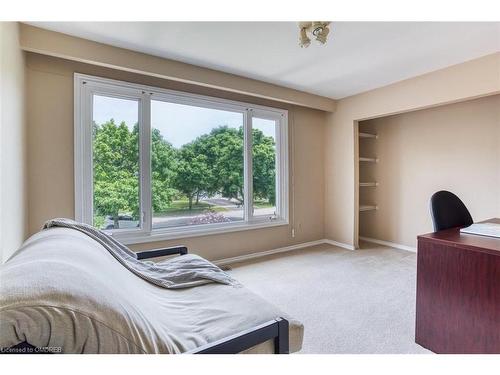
[113,219,289,245]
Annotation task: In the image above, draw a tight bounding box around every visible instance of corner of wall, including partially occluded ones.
[0,22,28,263]
[323,53,500,251]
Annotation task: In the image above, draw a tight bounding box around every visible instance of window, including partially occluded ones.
[252,117,279,218]
[150,101,245,230]
[92,95,140,230]
[75,74,288,244]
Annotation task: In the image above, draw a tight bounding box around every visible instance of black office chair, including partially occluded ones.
[430,190,473,231]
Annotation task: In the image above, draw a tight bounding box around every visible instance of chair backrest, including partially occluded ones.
[430,190,473,231]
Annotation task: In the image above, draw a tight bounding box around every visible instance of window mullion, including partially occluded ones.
[244,109,253,222]
[140,92,152,233]
[277,116,285,220]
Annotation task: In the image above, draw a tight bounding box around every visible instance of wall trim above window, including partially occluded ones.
[21,24,336,112]
[74,73,289,244]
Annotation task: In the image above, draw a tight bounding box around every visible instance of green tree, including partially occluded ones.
[92,120,277,226]
[179,125,276,205]
[173,143,211,210]
[195,126,245,203]
[151,128,177,212]
[92,119,139,228]
[252,128,276,205]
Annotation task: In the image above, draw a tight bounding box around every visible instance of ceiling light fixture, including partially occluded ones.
[298,22,331,48]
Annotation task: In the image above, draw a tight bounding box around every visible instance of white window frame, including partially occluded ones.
[74,73,288,244]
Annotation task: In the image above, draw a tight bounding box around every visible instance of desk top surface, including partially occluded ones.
[418,218,500,256]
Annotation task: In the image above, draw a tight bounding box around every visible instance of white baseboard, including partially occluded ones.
[214,239,325,266]
[213,236,414,267]
[359,236,416,252]
[214,238,355,266]
[323,239,356,251]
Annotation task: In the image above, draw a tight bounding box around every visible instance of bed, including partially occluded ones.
[0,227,303,354]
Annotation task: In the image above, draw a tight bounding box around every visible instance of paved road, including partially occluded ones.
[152,204,276,229]
[203,198,241,207]
[110,197,276,230]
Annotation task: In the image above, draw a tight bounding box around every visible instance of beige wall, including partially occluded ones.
[325,53,500,248]
[0,22,28,262]
[26,52,327,261]
[358,95,500,248]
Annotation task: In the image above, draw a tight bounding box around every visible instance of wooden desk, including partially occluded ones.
[415,218,500,353]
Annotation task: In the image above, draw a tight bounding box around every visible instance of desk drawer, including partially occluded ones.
[415,239,500,353]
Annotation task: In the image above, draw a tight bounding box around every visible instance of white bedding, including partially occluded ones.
[43,218,240,289]
[0,228,303,353]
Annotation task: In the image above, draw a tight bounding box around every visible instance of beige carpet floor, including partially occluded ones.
[228,242,430,354]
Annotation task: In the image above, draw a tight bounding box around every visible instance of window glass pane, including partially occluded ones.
[92,94,140,230]
[252,117,277,218]
[151,100,244,229]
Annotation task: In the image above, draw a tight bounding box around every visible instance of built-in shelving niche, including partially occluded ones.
[357,122,380,248]
[358,127,378,215]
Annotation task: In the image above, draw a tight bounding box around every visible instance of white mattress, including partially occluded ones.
[0,228,303,354]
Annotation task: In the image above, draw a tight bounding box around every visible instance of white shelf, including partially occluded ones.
[359,205,378,212]
[359,131,378,214]
[359,132,378,139]
[359,157,379,163]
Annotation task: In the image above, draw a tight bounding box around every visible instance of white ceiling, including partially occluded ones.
[28,22,500,99]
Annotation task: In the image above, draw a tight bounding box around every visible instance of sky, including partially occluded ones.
[93,95,275,148]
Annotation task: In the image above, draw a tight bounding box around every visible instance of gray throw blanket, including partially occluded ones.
[43,218,239,289]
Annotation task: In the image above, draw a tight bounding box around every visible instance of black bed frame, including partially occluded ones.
[4,246,289,355]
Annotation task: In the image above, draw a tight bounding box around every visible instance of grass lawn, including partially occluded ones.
[154,199,231,217]
[157,199,211,215]
[153,198,273,218]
